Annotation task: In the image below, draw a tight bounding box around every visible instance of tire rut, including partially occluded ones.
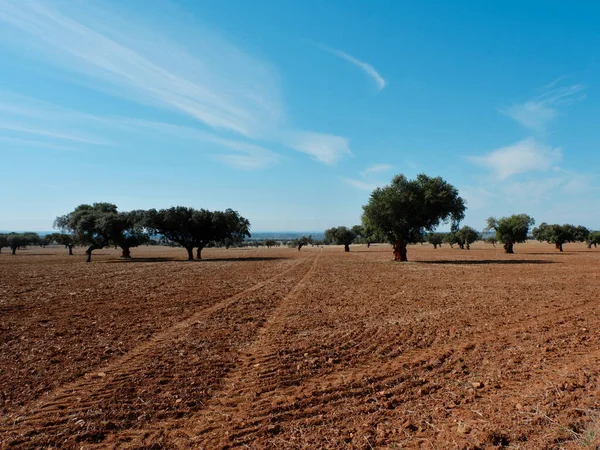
[123,250,323,449]
[0,255,310,447]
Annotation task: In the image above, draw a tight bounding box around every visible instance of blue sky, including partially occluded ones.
[0,0,598,232]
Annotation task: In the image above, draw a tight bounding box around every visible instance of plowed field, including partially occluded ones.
[1,242,600,449]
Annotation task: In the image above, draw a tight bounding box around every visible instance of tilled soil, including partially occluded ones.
[1,243,600,449]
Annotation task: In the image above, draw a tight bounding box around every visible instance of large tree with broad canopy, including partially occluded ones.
[362,174,466,261]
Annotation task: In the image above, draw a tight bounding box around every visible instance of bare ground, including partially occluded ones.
[1,242,600,449]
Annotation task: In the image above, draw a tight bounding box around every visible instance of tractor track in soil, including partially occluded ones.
[0,253,315,448]
[2,243,600,449]
[93,250,323,448]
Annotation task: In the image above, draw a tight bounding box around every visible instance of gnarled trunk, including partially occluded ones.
[557,242,563,252]
[121,247,132,258]
[297,243,304,251]
[185,246,194,261]
[393,240,407,262]
[433,244,438,249]
[196,245,205,260]
[11,246,17,255]
[344,244,350,252]
[504,241,514,254]
[68,245,73,256]
[86,244,102,263]
[466,243,470,250]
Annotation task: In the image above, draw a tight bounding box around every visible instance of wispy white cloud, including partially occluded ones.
[0,1,351,167]
[118,119,280,169]
[469,137,561,179]
[502,81,585,131]
[283,131,351,165]
[360,163,392,177]
[340,177,379,192]
[317,44,386,91]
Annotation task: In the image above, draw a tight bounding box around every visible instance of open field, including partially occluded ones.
[1,242,600,449]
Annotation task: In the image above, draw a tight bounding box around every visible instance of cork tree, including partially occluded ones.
[362,174,466,261]
[427,232,444,249]
[533,223,589,252]
[54,203,120,262]
[324,226,358,251]
[455,225,480,250]
[485,214,535,254]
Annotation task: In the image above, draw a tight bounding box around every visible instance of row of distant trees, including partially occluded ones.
[320,175,599,261]
[3,174,599,263]
[1,204,251,262]
[50,203,251,262]
[321,216,600,256]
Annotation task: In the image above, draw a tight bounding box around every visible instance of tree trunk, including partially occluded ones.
[393,240,407,262]
[433,244,438,249]
[466,243,470,250]
[185,246,194,261]
[367,242,371,248]
[68,245,73,256]
[11,247,16,255]
[504,241,514,254]
[196,245,204,260]
[459,243,464,250]
[558,243,563,252]
[121,247,132,258]
[344,244,350,252]
[297,243,304,251]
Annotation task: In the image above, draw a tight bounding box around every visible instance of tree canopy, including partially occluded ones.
[588,231,600,248]
[532,223,589,251]
[324,226,358,252]
[47,233,78,255]
[145,207,250,260]
[362,174,466,261]
[427,232,444,249]
[455,226,480,250]
[5,233,37,255]
[485,214,535,254]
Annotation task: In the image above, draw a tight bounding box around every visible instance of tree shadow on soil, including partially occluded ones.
[418,259,556,265]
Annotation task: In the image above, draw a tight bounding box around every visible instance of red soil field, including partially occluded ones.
[1,242,600,449]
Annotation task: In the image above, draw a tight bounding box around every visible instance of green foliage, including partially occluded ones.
[533,223,590,251]
[362,174,465,261]
[485,214,535,253]
[54,203,127,262]
[294,235,312,250]
[455,226,480,249]
[442,232,460,248]
[324,226,358,251]
[363,174,466,244]
[6,233,36,255]
[265,239,278,248]
[483,236,497,246]
[427,232,444,248]
[588,231,600,248]
[145,207,250,259]
[47,233,78,255]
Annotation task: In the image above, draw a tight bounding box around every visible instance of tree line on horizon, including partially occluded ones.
[2,174,599,262]
[0,203,250,262]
